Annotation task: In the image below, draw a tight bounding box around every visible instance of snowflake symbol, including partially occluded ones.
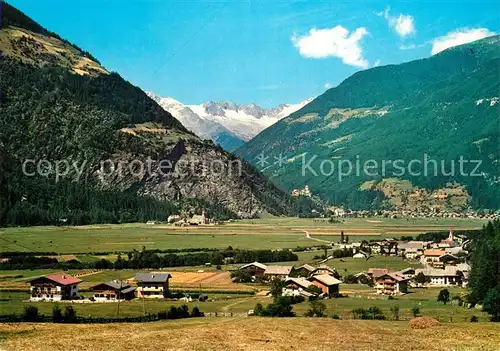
[255,153,269,168]
[274,153,287,168]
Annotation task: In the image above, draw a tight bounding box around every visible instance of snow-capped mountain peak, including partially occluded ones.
[147,92,313,151]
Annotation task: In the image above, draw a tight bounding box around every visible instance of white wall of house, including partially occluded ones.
[428,276,460,286]
[282,287,302,296]
[137,286,165,298]
[30,284,79,301]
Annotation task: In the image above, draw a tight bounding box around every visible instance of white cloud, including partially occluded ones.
[324,82,332,89]
[378,7,416,38]
[431,28,496,55]
[291,25,369,68]
[373,59,381,67]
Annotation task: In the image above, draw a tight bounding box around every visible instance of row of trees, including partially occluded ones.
[0,247,298,271]
[19,304,203,323]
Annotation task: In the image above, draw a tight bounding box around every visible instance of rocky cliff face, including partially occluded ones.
[93,127,291,217]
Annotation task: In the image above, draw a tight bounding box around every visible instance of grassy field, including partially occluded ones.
[0,217,487,253]
[1,317,499,351]
[0,283,490,322]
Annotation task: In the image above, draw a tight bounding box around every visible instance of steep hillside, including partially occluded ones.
[148,92,312,151]
[0,2,298,226]
[237,36,500,211]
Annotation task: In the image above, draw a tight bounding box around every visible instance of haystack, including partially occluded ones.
[409,317,441,329]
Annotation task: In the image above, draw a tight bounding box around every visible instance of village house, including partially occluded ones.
[415,266,464,287]
[30,273,82,302]
[310,264,336,276]
[239,261,267,278]
[90,280,136,301]
[308,274,341,297]
[371,239,398,256]
[367,268,389,280]
[374,272,409,295]
[167,214,182,223]
[263,266,294,280]
[188,208,207,225]
[369,242,382,254]
[282,277,316,298]
[399,267,416,279]
[421,249,446,265]
[398,241,428,258]
[290,264,316,278]
[135,273,172,298]
[404,247,423,260]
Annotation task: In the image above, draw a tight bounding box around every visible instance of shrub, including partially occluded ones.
[331,313,340,320]
[437,289,450,305]
[390,305,400,320]
[470,315,479,323]
[388,295,395,300]
[63,305,77,322]
[158,311,167,319]
[305,300,326,317]
[191,306,204,317]
[352,307,385,320]
[230,270,252,283]
[343,274,358,284]
[52,304,63,322]
[254,303,264,316]
[23,305,38,322]
[167,306,179,319]
[255,297,295,317]
[412,305,421,318]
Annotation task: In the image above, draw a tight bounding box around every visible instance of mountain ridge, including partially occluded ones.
[237,35,500,211]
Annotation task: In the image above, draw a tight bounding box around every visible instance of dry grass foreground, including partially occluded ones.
[1,318,500,351]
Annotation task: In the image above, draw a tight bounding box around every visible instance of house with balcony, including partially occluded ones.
[239,261,267,278]
[29,273,82,301]
[134,273,172,298]
[421,249,446,265]
[374,272,409,295]
[90,280,136,301]
[414,266,464,287]
[263,265,293,281]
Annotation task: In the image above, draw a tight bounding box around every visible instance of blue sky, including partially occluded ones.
[9,0,500,107]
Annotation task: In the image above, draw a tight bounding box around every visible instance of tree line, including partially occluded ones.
[468,220,500,321]
[0,247,298,270]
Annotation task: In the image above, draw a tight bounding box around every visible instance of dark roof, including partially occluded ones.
[104,280,129,290]
[121,286,136,294]
[134,273,171,283]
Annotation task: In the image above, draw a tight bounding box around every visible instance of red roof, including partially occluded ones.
[46,273,82,286]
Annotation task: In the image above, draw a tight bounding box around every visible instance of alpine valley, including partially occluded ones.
[237,36,500,212]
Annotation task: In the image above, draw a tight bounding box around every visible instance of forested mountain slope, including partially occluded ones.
[237,35,500,211]
[0,2,298,226]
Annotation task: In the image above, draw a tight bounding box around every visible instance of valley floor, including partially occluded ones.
[1,317,500,351]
